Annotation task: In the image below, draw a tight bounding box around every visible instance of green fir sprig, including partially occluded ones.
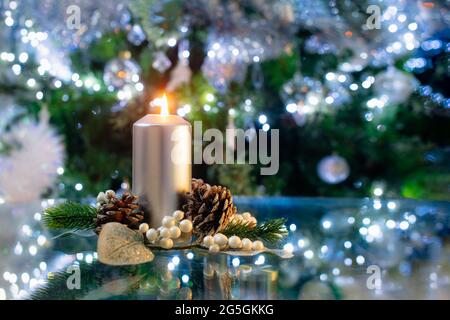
[221,218,288,245]
[43,202,97,232]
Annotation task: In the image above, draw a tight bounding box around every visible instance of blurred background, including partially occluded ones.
[0,0,449,203]
[1,0,450,301]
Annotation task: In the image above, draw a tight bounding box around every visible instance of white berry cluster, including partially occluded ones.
[138,210,193,250]
[96,190,116,207]
[202,233,264,254]
[232,211,257,227]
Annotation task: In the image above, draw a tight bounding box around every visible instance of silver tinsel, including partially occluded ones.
[373,66,419,105]
[202,33,248,93]
[24,0,131,50]
[192,0,295,92]
[280,73,326,126]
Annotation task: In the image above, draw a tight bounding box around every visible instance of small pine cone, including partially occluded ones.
[183,179,236,238]
[94,192,144,233]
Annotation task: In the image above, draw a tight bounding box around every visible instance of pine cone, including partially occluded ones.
[94,192,144,233]
[183,179,237,238]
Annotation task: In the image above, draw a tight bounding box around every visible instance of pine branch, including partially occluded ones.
[43,202,97,232]
[221,218,288,245]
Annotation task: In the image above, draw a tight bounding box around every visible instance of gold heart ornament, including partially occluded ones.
[97,222,154,266]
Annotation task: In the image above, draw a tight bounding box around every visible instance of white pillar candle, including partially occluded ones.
[133,94,191,226]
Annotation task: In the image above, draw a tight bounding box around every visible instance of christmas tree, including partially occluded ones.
[0,0,449,202]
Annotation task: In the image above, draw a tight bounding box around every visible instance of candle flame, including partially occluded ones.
[160,93,169,116]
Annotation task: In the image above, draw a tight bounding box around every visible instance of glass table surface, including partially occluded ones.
[0,197,449,300]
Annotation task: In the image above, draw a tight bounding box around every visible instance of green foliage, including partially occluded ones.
[175,74,226,130]
[262,163,293,196]
[43,202,97,231]
[221,218,288,245]
[90,38,123,62]
[402,170,450,200]
[44,82,135,198]
[262,52,299,91]
[129,0,183,46]
[208,164,257,195]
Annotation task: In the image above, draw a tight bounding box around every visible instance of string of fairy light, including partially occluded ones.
[0,199,79,299]
[2,195,448,299]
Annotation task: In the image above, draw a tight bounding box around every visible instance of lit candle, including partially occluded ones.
[133,94,191,226]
